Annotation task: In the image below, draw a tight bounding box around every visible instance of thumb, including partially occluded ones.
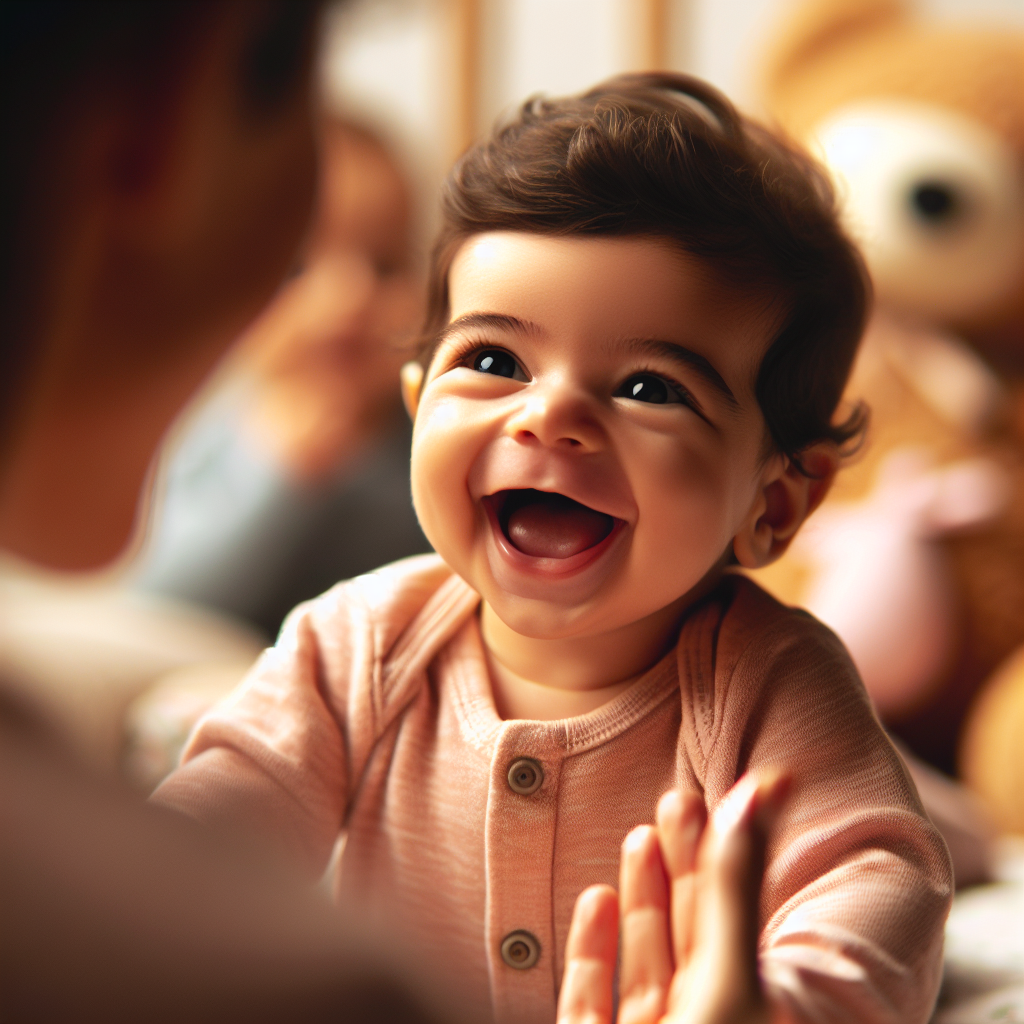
[689,773,789,1024]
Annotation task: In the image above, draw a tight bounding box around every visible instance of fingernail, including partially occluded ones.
[655,786,679,827]
[754,771,791,829]
[658,789,703,832]
[623,825,656,854]
[713,774,759,833]
[680,807,702,845]
[657,788,683,823]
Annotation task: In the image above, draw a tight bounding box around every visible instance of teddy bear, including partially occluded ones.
[750,0,1024,840]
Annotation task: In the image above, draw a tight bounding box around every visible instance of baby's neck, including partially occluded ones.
[480,595,692,722]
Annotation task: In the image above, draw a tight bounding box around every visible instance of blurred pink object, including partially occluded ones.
[795,449,1009,720]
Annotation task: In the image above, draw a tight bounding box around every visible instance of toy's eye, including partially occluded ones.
[909,180,961,224]
[811,101,1024,325]
[472,349,521,378]
[616,373,680,404]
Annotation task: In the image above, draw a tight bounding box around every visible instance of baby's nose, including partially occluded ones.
[506,381,604,451]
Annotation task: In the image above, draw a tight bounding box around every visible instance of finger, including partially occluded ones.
[655,789,706,965]
[693,772,790,1015]
[702,771,789,872]
[557,885,620,1024]
[618,826,673,1024]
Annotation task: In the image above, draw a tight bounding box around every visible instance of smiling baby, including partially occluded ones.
[154,74,952,1024]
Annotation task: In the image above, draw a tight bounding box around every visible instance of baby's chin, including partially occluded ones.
[479,592,616,642]
[472,571,692,645]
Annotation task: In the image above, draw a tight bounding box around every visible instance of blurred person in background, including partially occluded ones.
[132,113,430,641]
[0,1,439,1017]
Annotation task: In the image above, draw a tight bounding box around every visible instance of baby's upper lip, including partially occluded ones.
[482,487,625,526]
[472,469,633,523]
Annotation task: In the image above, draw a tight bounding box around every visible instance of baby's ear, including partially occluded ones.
[400,361,424,420]
[733,443,839,568]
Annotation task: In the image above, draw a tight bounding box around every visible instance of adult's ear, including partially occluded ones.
[400,361,424,420]
[732,444,839,568]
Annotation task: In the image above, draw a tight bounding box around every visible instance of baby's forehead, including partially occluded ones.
[451,230,782,309]
[443,231,783,372]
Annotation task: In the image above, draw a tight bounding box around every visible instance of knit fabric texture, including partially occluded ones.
[154,554,953,1024]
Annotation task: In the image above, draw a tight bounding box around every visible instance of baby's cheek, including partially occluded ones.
[636,495,725,585]
[644,435,731,509]
[634,447,740,560]
[410,412,476,557]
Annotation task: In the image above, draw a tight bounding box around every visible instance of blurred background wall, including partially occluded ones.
[321,0,1024,243]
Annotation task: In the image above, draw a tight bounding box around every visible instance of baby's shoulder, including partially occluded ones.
[278,554,479,706]
[680,575,884,783]
[723,573,848,660]
[326,553,457,635]
[680,573,865,711]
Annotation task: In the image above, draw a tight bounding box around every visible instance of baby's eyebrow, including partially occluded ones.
[438,313,543,344]
[621,337,739,408]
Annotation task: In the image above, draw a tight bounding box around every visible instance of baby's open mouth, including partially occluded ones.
[489,489,615,559]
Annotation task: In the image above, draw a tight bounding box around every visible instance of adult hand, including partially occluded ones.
[557,773,789,1024]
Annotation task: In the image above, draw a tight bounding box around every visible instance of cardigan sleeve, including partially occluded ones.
[151,555,453,878]
[682,578,953,1024]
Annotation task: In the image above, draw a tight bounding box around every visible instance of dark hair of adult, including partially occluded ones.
[0,0,318,450]
[419,72,870,468]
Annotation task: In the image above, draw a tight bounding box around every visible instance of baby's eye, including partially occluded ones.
[615,373,682,404]
[472,349,522,379]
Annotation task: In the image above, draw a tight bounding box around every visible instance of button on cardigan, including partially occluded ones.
[154,554,953,1024]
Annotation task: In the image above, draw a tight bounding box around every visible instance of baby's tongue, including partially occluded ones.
[505,491,613,559]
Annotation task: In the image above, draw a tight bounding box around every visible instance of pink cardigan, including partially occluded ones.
[154,554,952,1024]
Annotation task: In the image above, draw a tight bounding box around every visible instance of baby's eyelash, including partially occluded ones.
[628,365,704,413]
[441,334,507,369]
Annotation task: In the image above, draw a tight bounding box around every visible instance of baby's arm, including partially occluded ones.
[152,584,374,877]
[688,604,953,1024]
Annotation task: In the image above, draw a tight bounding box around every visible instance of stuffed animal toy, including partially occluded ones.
[961,646,1024,836]
[753,0,1024,837]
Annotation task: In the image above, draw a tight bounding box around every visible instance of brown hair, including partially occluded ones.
[420,72,870,466]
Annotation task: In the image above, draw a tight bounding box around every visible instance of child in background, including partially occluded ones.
[134,116,429,639]
[155,74,953,1024]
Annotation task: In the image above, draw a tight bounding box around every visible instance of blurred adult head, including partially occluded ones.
[0,1,321,569]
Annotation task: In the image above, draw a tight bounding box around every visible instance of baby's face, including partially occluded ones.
[411,232,779,640]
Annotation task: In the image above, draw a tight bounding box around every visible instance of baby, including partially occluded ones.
[155,74,952,1024]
